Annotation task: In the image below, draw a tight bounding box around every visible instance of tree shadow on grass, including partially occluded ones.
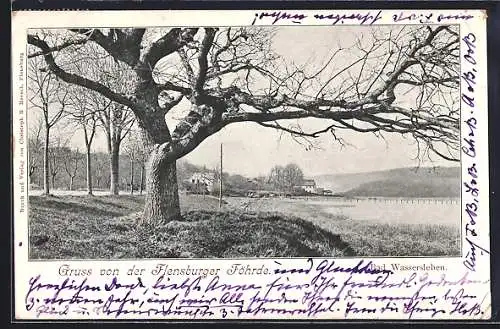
[29,207,357,259]
[30,197,123,218]
[267,214,356,257]
[139,210,357,258]
[90,197,129,210]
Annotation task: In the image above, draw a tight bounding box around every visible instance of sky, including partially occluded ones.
[181,119,451,178]
[28,26,457,178]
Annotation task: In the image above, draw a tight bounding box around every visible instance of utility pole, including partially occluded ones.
[219,143,223,209]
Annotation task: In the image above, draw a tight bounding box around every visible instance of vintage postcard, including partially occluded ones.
[12,9,491,320]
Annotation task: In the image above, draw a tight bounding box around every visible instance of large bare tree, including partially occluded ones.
[60,40,135,195]
[97,101,135,195]
[28,54,69,195]
[27,26,460,224]
[67,86,100,195]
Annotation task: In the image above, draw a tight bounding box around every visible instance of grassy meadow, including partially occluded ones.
[28,193,460,259]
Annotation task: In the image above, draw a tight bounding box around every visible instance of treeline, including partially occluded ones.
[177,161,270,196]
[29,149,146,193]
[29,147,266,195]
[177,162,307,196]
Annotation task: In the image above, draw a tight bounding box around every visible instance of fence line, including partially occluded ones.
[344,198,460,205]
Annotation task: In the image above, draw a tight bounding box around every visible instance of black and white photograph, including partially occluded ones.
[26,25,462,260]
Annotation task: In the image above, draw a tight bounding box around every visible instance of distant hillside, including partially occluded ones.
[314,166,460,198]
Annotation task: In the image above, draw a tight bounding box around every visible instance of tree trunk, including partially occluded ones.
[140,149,180,225]
[51,175,56,190]
[86,146,93,195]
[69,176,74,191]
[139,164,144,195]
[110,142,120,195]
[43,125,50,195]
[130,157,134,195]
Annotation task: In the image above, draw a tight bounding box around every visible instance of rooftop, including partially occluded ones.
[301,179,316,186]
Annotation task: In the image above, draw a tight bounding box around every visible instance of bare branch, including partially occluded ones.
[177,48,195,85]
[69,28,146,66]
[28,36,90,58]
[28,34,137,110]
[141,28,198,71]
[257,121,336,138]
[157,81,192,95]
[194,28,217,93]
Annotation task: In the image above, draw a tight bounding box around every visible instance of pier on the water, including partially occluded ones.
[343,197,460,205]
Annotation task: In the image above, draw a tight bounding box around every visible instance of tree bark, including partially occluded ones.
[43,124,50,195]
[86,146,93,195]
[140,148,180,225]
[69,176,74,191]
[110,142,120,195]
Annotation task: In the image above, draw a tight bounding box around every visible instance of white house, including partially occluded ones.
[190,172,216,192]
[297,179,316,193]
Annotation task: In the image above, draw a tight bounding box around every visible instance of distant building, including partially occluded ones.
[190,172,216,192]
[323,189,333,196]
[314,187,324,195]
[296,179,316,193]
